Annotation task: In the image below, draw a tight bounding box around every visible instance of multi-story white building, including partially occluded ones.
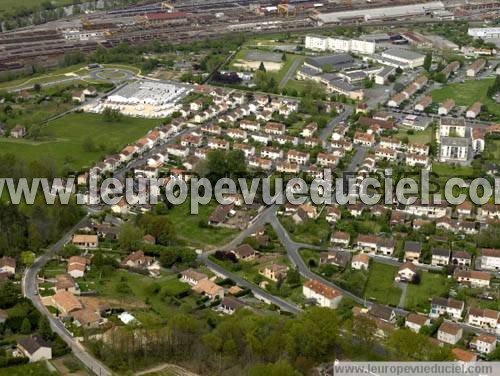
[305,35,375,55]
[439,118,466,138]
[468,27,500,39]
[437,322,463,345]
[302,279,343,308]
[439,137,468,162]
[481,248,500,271]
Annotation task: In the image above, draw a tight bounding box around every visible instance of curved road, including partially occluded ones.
[22,213,112,376]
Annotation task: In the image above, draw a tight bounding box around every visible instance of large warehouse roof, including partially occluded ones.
[314,2,444,24]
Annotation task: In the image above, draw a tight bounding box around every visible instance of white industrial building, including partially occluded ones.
[305,35,375,55]
[380,48,425,69]
[313,2,445,25]
[91,80,190,118]
[468,28,500,39]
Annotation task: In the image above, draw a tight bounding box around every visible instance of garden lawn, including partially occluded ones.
[280,216,331,246]
[404,271,450,312]
[395,127,434,144]
[432,163,475,178]
[165,200,238,248]
[431,78,500,118]
[0,362,58,376]
[364,262,401,307]
[0,113,158,172]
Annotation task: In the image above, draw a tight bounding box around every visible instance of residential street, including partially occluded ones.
[22,214,112,376]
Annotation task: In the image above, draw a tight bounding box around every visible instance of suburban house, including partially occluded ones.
[466,102,482,119]
[231,244,258,261]
[67,256,88,278]
[331,231,350,246]
[325,206,341,223]
[395,262,418,283]
[17,335,52,362]
[351,253,369,270]
[353,132,375,147]
[192,279,224,301]
[405,313,430,333]
[259,264,289,282]
[355,234,394,255]
[430,297,465,320]
[120,251,160,277]
[369,304,396,323]
[220,297,245,315]
[467,307,500,329]
[480,248,500,271]
[470,334,496,355]
[70,308,102,328]
[452,348,477,363]
[431,248,451,266]
[180,269,208,286]
[10,124,26,138]
[454,270,491,288]
[438,99,455,115]
[437,322,463,345]
[0,256,16,275]
[55,274,78,294]
[303,279,343,308]
[51,290,83,316]
[319,250,350,269]
[71,234,98,249]
[404,241,422,263]
[452,251,472,267]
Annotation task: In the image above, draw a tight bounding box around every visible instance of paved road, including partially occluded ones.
[7,67,136,93]
[23,214,113,376]
[200,255,301,314]
[320,105,353,141]
[278,58,302,89]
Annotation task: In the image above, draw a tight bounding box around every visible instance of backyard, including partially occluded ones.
[404,271,451,312]
[363,262,402,307]
[165,200,239,248]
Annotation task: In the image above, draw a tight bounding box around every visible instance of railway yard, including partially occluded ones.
[0,0,499,76]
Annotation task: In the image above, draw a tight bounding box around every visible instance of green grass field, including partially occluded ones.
[0,362,57,376]
[396,127,434,145]
[0,0,72,15]
[431,78,500,118]
[431,163,475,178]
[0,112,158,172]
[404,271,450,312]
[364,262,401,307]
[166,200,238,247]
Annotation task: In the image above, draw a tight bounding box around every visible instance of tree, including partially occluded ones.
[285,268,301,286]
[258,62,266,72]
[102,107,122,123]
[20,251,35,266]
[423,52,432,72]
[21,317,32,334]
[82,136,96,152]
[118,223,143,251]
[33,83,41,92]
[249,360,300,376]
[38,316,53,341]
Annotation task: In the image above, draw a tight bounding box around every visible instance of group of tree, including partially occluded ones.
[487,75,500,98]
[87,305,454,374]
